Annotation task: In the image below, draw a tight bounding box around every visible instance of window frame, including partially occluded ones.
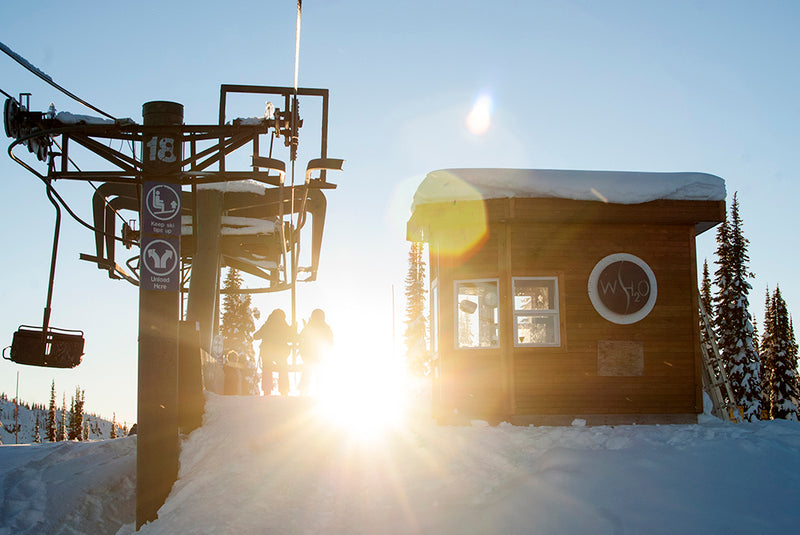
[512,276,561,348]
[453,278,500,350]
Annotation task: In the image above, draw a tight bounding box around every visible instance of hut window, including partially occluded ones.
[513,277,560,347]
[455,279,499,349]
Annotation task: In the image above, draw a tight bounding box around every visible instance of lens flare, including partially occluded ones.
[466,94,493,135]
[409,171,488,258]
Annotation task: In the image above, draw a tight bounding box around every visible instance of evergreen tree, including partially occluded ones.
[700,260,713,315]
[47,380,57,442]
[68,387,85,441]
[110,412,118,439]
[760,287,775,412]
[791,319,800,416]
[34,414,41,444]
[761,287,799,420]
[58,394,67,441]
[220,268,257,359]
[403,241,430,376]
[68,390,77,440]
[699,260,715,353]
[713,193,761,421]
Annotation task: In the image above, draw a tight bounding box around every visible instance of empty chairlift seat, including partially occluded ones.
[3,325,84,368]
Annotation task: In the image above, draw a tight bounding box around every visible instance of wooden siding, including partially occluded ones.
[419,197,723,422]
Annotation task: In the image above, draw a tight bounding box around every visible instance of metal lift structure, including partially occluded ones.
[2,83,342,527]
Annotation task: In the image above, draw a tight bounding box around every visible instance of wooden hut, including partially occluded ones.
[406,169,726,425]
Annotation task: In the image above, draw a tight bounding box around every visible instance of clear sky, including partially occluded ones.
[1,0,798,424]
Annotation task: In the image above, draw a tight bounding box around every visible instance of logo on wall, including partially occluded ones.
[588,253,657,324]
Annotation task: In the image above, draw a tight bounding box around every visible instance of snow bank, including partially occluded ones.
[411,168,726,211]
[131,393,798,535]
[0,437,135,534]
[3,391,799,535]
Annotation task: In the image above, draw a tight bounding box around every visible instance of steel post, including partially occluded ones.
[185,188,223,353]
[137,101,183,529]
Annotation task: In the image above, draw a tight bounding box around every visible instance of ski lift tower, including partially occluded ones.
[3,84,342,527]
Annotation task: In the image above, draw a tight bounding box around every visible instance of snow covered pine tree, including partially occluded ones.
[220,268,259,394]
[68,387,85,441]
[713,193,761,421]
[760,286,799,420]
[404,241,430,376]
[47,380,56,442]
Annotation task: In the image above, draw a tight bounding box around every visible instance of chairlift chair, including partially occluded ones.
[2,179,85,368]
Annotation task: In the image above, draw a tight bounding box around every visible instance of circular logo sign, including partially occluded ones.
[588,253,657,324]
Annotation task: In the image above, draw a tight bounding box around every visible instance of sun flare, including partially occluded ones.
[315,348,410,440]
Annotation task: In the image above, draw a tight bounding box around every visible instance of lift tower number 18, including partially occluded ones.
[146,136,177,163]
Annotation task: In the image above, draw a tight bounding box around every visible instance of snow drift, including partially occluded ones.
[2,389,799,534]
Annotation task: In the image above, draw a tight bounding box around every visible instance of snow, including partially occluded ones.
[411,168,726,211]
[231,117,268,126]
[0,439,135,535]
[2,387,800,534]
[54,112,115,126]
[180,215,276,236]
[196,179,272,195]
[0,41,53,83]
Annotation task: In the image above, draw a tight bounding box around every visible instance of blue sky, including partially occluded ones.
[1,1,798,423]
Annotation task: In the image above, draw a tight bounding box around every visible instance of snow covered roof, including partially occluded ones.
[411,168,726,211]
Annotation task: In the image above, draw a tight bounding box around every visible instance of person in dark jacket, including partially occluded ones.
[298,309,333,396]
[253,309,294,395]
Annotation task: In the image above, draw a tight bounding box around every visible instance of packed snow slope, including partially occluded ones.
[2,391,800,535]
[137,392,800,534]
[0,436,135,534]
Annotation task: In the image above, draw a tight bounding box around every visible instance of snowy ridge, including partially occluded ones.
[0,397,124,445]
[412,168,726,210]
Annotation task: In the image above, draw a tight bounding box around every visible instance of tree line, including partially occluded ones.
[42,380,126,442]
[684,192,796,422]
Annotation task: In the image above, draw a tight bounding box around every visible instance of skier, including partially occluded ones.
[253,309,294,395]
[298,309,334,396]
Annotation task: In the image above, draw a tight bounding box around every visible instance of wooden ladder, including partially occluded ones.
[699,300,740,422]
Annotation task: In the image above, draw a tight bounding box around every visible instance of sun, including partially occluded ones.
[314,345,410,441]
